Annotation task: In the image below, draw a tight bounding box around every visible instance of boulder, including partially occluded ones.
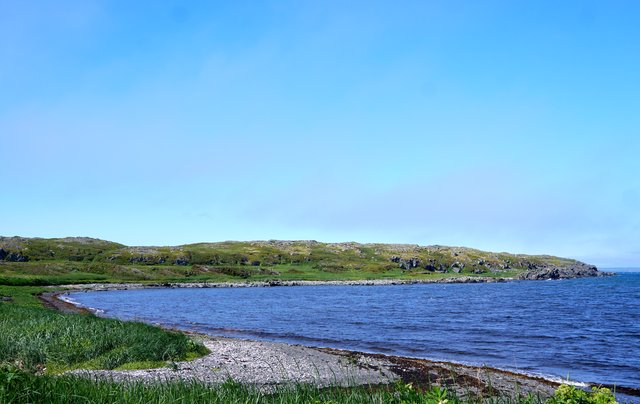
[3,251,28,262]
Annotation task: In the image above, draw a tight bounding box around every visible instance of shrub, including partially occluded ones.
[547,384,618,404]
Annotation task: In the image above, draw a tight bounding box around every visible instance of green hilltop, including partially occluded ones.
[0,236,598,285]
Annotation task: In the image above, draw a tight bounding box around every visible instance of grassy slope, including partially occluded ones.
[0,236,584,285]
[0,238,614,403]
[0,240,211,376]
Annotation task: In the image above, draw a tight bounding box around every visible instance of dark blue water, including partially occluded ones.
[68,273,640,389]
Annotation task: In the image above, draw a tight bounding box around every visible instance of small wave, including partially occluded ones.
[61,293,104,315]
[539,375,590,388]
[58,294,78,305]
[199,326,363,347]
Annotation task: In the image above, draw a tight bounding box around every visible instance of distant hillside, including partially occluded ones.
[0,237,124,262]
[0,236,604,284]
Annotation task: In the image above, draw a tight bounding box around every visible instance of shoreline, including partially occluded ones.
[38,289,640,399]
[45,277,515,294]
[40,268,617,294]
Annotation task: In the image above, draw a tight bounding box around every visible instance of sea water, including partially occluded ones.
[67,272,640,390]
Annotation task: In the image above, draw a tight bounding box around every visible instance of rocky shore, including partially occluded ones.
[39,288,639,401]
[67,335,565,398]
[516,264,611,280]
[45,264,613,296]
[49,277,513,294]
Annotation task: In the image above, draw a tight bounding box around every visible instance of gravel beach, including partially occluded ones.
[39,285,601,400]
[66,333,562,398]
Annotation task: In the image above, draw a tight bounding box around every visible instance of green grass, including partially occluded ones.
[0,260,522,287]
[0,285,46,308]
[0,237,606,402]
[0,370,548,404]
[0,303,208,374]
[1,236,586,286]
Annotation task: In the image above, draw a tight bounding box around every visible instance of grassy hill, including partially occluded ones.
[0,236,593,285]
[0,237,613,403]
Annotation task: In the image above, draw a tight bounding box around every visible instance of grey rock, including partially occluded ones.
[398,257,421,270]
[517,263,612,280]
[2,251,28,262]
[451,261,464,269]
[68,337,397,388]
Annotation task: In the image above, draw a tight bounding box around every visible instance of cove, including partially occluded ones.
[66,273,640,390]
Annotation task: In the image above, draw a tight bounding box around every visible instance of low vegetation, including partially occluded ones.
[0,236,585,285]
[547,385,618,404]
[0,371,536,404]
[0,369,620,404]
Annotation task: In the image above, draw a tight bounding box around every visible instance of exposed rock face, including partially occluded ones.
[173,257,189,266]
[128,255,167,264]
[390,256,421,270]
[0,248,28,262]
[517,264,611,280]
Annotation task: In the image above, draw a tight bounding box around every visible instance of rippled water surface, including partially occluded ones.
[68,273,640,389]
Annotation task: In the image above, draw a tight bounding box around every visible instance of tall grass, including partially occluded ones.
[0,286,45,308]
[0,370,546,404]
[0,304,208,373]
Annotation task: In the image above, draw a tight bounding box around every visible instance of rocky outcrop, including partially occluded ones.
[0,248,28,262]
[173,257,189,266]
[128,255,167,264]
[390,256,422,270]
[517,263,611,280]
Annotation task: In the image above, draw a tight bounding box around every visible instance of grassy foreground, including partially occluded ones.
[0,369,620,404]
[0,373,521,404]
[0,304,208,374]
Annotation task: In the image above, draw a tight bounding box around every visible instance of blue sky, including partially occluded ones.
[1,1,639,267]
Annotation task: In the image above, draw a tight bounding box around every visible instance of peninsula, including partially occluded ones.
[0,236,608,285]
[0,236,625,403]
